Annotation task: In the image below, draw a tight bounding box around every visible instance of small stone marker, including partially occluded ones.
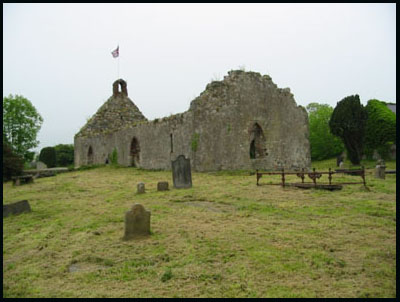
[137,182,145,194]
[336,155,343,167]
[157,181,169,191]
[171,155,192,189]
[123,204,151,240]
[36,161,47,170]
[3,200,32,217]
[375,159,386,179]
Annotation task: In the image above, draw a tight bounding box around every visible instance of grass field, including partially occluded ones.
[3,159,396,298]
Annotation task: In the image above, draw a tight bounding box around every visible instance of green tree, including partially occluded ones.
[329,95,368,165]
[3,94,43,161]
[363,99,396,159]
[54,144,74,167]
[39,147,57,168]
[306,103,344,160]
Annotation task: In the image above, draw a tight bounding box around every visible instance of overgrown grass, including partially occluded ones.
[3,160,396,298]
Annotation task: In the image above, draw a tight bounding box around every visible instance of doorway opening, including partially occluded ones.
[88,146,94,165]
[130,137,140,167]
[249,123,267,159]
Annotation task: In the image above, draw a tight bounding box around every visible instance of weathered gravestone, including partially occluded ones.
[137,182,145,194]
[36,161,47,170]
[336,155,344,167]
[123,204,151,240]
[171,155,192,189]
[375,159,386,179]
[3,200,32,217]
[157,181,169,191]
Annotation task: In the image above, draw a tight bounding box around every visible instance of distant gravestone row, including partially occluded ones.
[135,181,170,193]
[7,156,194,240]
[135,154,192,194]
[125,155,193,240]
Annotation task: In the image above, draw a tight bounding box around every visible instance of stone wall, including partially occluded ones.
[74,71,311,171]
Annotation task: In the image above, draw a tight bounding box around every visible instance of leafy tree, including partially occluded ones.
[329,95,368,165]
[54,144,74,167]
[363,99,396,159]
[39,147,57,168]
[3,94,43,161]
[3,139,24,181]
[306,103,344,160]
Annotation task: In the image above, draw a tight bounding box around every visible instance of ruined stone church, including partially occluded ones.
[74,70,311,171]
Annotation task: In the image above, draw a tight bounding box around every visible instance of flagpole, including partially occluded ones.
[117,43,120,79]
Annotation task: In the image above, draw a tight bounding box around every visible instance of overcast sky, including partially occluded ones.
[3,3,396,153]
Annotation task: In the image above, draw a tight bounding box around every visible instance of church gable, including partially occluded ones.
[75,79,147,138]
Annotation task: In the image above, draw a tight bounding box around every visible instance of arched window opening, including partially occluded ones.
[130,137,140,167]
[88,146,94,165]
[112,79,128,96]
[250,140,256,159]
[249,123,267,159]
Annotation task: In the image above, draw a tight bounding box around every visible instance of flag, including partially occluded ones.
[111,46,119,58]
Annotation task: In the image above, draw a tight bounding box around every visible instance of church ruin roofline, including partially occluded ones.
[75,69,303,138]
[74,78,147,138]
[74,69,311,171]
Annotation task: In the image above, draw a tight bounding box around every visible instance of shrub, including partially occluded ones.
[110,148,118,165]
[161,268,173,282]
[39,147,57,168]
[363,99,396,159]
[329,95,368,165]
[191,133,200,152]
[54,144,74,167]
[306,103,344,160]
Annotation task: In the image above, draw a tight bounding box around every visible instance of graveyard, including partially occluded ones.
[2,158,396,298]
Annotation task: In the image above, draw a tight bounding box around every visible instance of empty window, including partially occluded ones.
[249,123,267,159]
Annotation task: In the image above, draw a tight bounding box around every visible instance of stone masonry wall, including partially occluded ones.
[74,71,311,171]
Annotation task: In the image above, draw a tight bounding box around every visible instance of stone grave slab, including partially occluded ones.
[171,155,192,189]
[157,181,169,191]
[137,182,145,194]
[123,204,151,240]
[3,200,32,217]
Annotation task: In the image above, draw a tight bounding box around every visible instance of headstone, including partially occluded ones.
[36,161,47,170]
[375,160,386,179]
[336,155,343,167]
[171,155,192,189]
[3,200,32,217]
[157,181,169,191]
[123,204,151,240]
[137,182,145,194]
